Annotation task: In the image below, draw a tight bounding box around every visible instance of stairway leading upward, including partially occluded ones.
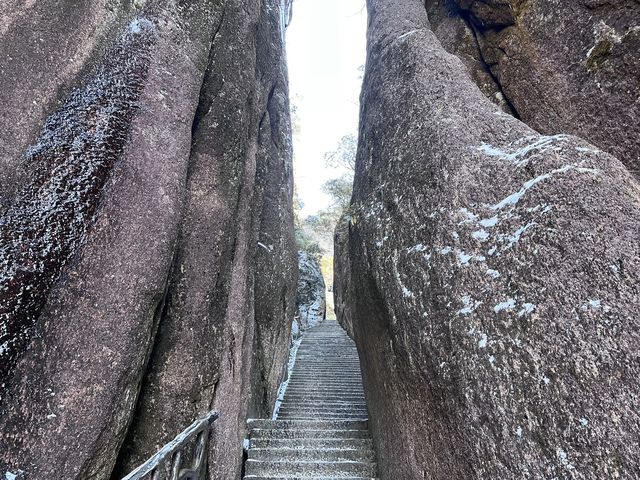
[244,320,378,479]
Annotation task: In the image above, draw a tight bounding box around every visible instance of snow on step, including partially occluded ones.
[244,320,378,479]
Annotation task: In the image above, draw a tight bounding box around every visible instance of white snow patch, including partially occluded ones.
[397,28,421,40]
[243,438,250,450]
[272,336,303,420]
[472,229,490,241]
[494,298,516,312]
[515,426,523,437]
[505,222,537,249]
[402,286,414,298]
[518,303,536,317]
[491,164,600,210]
[129,18,154,35]
[486,269,501,279]
[291,320,300,338]
[581,298,611,312]
[407,243,427,253]
[257,241,273,252]
[575,146,599,153]
[457,295,482,316]
[478,333,488,349]
[588,299,601,308]
[477,135,570,167]
[46,413,57,419]
[458,207,478,223]
[5,473,18,480]
[376,236,389,247]
[456,250,473,265]
[556,448,575,470]
[479,216,499,228]
[579,418,589,427]
[543,376,551,385]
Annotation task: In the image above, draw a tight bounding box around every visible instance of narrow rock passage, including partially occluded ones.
[245,320,378,479]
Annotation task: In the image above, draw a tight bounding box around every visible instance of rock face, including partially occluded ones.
[425,0,640,175]
[295,251,326,333]
[333,216,355,338]
[0,1,296,479]
[336,0,640,478]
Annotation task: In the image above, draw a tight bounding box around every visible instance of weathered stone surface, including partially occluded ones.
[0,1,295,479]
[341,0,640,478]
[113,1,296,479]
[0,0,135,207]
[424,0,514,113]
[250,49,298,419]
[426,0,640,175]
[334,216,354,338]
[295,252,326,333]
[0,4,215,478]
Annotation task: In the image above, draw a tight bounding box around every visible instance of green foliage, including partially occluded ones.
[322,175,353,211]
[295,229,324,263]
[294,134,357,265]
[323,133,357,172]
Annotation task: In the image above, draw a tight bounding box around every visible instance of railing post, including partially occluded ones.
[121,410,219,480]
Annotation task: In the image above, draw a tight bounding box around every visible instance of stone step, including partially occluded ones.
[279,403,367,409]
[243,321,377,479]
[285,386,364,391]
[293,362,360,365]
[283,395,365,401]
[249,437,374,450]
[245,476,378,480]
[249,437,373,450]
[250,428,371,439]
[279,407,367,414]
[278,402,366,409]
[244,460,377,477]
[248,448,375,462]
[276,415,368,422]
[284,384,364,388]
[285,388,364,393]
[288,378,361,381]
[247,419,368,430]
[283,391,365,397]
[288,378,363,383]
[287,379,363,383]
[286,385,363,390]
[278,406,368,414]
[279,412,369,422]
[282,393,366,399]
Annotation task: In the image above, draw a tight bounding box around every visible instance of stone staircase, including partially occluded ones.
[244,320,378,479]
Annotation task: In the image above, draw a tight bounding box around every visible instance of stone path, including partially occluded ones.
[244,320,378,479]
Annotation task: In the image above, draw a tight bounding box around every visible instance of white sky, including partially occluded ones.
[286,0,367,216]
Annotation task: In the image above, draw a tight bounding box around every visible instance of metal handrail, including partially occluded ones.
[121,410,219,480]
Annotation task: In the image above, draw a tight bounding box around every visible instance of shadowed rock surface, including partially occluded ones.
[335,0,640,478]
[334,216,355,338]
[295,251,327,334]
[425,0,640,175]
[0,1,295,479]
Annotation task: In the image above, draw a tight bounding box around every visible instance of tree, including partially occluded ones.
[323,133,357,172]
[322,175,353,211]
